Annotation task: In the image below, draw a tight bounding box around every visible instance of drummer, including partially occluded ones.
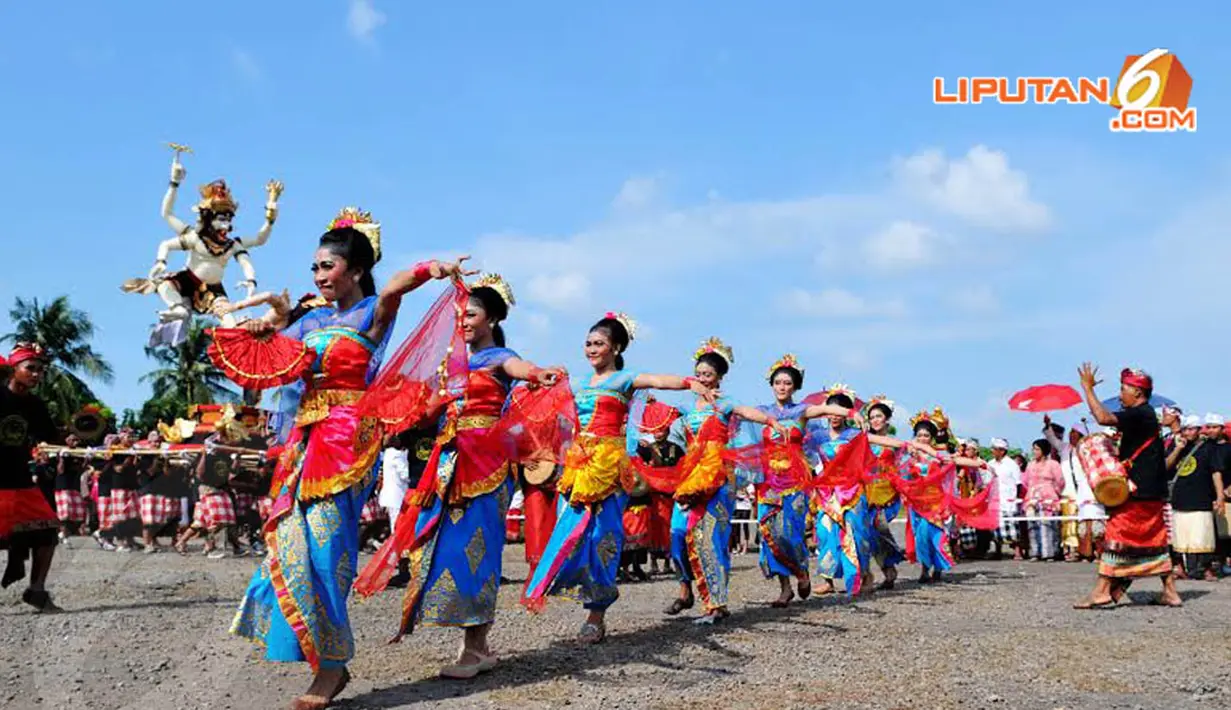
[1074,364,1180,609]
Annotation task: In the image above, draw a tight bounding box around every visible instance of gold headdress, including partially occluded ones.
[602,311,638,341]
[766,353,804,382]
[327,207,382,262]
[864,394,895,417]
[469,274,516,308]
[194,179,238,214]
[909,406,950,435]
[694,337,734,364]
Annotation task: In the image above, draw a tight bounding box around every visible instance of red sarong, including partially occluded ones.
[1098,499,1172,578]
[522,483,557,573]
[623,502,651,551]
[649,492,673,552]
[0,488,58,543]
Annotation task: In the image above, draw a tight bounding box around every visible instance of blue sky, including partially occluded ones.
[1,1,1228,449]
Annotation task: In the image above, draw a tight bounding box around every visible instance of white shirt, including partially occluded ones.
[987,456,1022,508]
[378,447,411,510]
[1060,449,1104,520]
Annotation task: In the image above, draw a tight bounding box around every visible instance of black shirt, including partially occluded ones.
[1115,403,1168,500]
[1170,440,1225,511]
[55,457,83,491]
[110,458,140,490]
[97,463,113,497]
[0,386,58,490]
[155,462,190,498]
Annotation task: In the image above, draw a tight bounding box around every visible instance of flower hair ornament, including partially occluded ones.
[766,353,804,382]
[694,336,735,364]
[327,206,382,263]
[864,394,895,418]
[823,382,858,404]
[603,311,638,341]
[469,273,516,309]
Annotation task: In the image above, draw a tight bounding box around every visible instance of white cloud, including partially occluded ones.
[612,176,661,211]
[520,310,552,335]
[457,145,1046,320]
[863,220,939,270]
[525,272,591,311]
[230,48,262,83]
[779,287,908,319]
[892,145,1050,232]
[836,347,875,372]
[347,0,387,43]
[947,285,1000,314]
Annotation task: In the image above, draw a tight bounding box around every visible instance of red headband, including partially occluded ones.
[1120,368,1152,392]
[8,343,45,366]
[640,400,680,435]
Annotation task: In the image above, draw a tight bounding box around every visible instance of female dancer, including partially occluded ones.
[754,356,866,606]
[230,207,471,710]
[863,396,907,589]
[899,408,988,583]
[523,313,715,643]
[354,274,565,679]
[665,338,786,624]
[811,384,873,596]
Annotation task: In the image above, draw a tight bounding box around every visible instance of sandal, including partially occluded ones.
[577,621,606,644]
[796,576,812,600]
[664,596,694,615]
[693,607,729,626]
[441,649,497,679]
[1072,596,1116,610]
[288,696,328,710]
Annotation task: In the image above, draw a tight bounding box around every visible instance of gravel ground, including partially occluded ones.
[2,539,1229,710]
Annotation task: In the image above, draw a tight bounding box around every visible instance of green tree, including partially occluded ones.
[2,296,114,422]
[139,321,237,425]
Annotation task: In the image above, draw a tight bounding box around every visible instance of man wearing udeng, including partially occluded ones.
[1074,364,1181,609]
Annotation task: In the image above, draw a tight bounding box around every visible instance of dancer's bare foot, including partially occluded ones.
[796,574,812,600]
[770,588,794,608]
[290,667,348,710]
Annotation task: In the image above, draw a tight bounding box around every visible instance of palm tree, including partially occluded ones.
[3,296,114,421]
[140,320,238,409]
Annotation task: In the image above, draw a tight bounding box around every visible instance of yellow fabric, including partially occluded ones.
[294,389,364,428]
[865,479,897,507]
[674,440,729,501]
[558,435,633,504]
